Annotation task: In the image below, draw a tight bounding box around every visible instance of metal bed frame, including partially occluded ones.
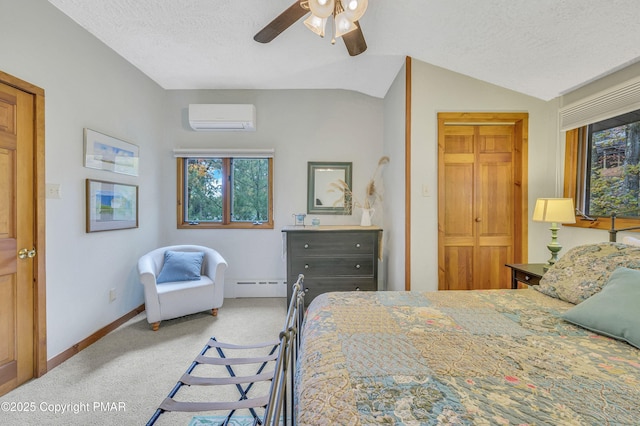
[147,274,305,426]
[608,213,640,242]
[263,274,305,425]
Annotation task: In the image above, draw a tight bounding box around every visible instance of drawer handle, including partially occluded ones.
[355,243,361,248]
[355,264,361,269]
[355,287,360,291]
[525,275,530,281]
[304,264,309,269]
[304,243,309,249]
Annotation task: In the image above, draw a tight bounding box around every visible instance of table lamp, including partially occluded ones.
[532,198,576,268]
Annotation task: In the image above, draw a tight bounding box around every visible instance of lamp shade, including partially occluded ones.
[532,198,576,224]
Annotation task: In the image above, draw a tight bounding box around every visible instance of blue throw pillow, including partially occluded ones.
[562,267,640,349]
[156,251,205,284]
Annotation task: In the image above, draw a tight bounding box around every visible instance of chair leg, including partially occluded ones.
[212,308,218,316]
[152,322,160,331]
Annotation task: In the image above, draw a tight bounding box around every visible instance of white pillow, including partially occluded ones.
[622,236,640,247]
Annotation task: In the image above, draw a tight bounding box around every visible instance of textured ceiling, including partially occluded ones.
[48,0,640,100]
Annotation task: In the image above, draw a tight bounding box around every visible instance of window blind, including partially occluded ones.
[559,76,640,131]
[173,148,274,158]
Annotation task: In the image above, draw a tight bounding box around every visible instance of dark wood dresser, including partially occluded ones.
[282,226,382,307]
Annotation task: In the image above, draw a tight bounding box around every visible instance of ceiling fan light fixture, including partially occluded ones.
[304,14,327,37]
[342,0,368,21]
[334,11,358,38]
[308,0,335,19]
[254,0,367,56]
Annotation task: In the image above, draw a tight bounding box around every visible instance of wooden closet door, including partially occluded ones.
[475,125,514,289]
[439,126,475,290]
[438,119,519,290]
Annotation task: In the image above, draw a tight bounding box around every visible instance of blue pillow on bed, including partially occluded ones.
[156,251,205,284]
[562,267,640,349]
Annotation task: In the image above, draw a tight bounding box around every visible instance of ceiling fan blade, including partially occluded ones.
[342,22,367,56]
[254,1,309,43]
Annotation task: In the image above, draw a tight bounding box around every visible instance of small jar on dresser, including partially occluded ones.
[282,226,382,307]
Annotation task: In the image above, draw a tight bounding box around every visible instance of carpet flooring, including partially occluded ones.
[0,297,287,425]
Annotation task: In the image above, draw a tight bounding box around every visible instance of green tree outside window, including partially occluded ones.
[180,157,273,229]
[587,113,640,218]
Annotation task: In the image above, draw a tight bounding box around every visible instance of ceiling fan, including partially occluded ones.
[254,0,368,57]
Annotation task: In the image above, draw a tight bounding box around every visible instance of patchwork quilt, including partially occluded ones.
[295,289,640,425]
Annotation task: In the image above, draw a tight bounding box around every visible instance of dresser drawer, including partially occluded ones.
[513,269,542,286]
[290,256,374,277]
[288,232,376,256]
[304,277,376,303]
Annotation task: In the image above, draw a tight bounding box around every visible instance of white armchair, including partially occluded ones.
[137,245,228,331]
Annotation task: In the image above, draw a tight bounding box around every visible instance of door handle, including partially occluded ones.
[18,248,36,259]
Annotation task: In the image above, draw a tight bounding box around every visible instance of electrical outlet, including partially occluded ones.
[109,288,116,302]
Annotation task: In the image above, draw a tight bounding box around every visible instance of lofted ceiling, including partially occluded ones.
[48,0,640,101]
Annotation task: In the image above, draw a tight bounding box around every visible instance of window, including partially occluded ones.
[176,152,273,229]
[565,109,640,229]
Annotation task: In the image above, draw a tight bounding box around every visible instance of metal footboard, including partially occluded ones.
[263,274,305,425]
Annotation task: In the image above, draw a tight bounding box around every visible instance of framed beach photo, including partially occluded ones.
[84,128,139,176]
[86,179,138,232]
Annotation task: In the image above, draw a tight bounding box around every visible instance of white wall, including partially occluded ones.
[159,90,384,295]
[1,0,166,358]
[382,62,407,291]
[408,59,558,291]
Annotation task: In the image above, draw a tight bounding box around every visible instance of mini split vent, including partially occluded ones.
[188,104,256,131]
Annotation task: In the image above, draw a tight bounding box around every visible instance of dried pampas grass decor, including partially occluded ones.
[329,156,389,215]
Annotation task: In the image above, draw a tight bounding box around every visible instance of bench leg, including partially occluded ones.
[212,308,218,316]
[151,322,160,331]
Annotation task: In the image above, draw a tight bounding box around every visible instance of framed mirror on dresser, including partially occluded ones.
[307,161,352,215]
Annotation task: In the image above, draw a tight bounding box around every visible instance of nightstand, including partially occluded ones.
[505,263,547,289]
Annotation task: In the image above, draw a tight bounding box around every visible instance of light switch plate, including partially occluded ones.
[46,183,62,199]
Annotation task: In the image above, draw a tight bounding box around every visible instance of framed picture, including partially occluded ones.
[86,179,138,232]
[84,128,139,176]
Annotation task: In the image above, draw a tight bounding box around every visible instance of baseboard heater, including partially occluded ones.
[231,279,287,298]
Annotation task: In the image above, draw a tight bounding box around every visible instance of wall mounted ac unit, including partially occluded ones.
[188,104,256,131]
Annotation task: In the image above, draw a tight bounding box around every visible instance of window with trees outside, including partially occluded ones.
[565,108,640,230]
[177,155,273,229]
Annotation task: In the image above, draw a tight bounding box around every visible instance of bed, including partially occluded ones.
[295,242,640,424]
